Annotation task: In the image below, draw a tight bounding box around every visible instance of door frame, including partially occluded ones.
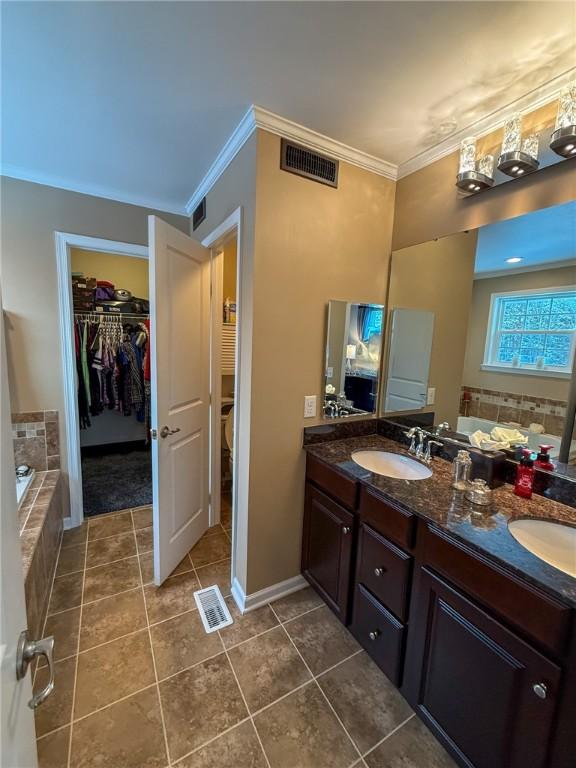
[55,232,147,528]
[201,207,243,595]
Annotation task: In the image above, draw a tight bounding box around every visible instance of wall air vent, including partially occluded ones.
[280,139,339,188]
[192,197,206,231]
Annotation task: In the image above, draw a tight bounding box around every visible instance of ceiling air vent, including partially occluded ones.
[280,139,339,188]
[192,197,206,231]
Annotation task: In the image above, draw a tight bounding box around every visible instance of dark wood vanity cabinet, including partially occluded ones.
[404,568,561,768]
[302,455,574,768]
[301,478,356,623]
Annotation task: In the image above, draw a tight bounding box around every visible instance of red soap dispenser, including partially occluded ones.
[514,449,535,499]
[534,445,555,472]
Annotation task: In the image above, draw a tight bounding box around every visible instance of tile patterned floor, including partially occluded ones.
[35,506,456,768]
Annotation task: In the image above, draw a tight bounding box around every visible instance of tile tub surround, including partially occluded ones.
[34,511,455,768]
[12,410,60,471]
[304,434,576,608]
[19,470,64,640]
[460,387,567,436]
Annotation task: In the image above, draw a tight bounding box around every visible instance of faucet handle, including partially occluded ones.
[425,439,444,464]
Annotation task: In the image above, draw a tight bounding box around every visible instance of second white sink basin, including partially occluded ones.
[508,519,576,577]
[351,451,432,480]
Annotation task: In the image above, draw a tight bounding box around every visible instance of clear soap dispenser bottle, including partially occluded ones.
[452,450,472,490]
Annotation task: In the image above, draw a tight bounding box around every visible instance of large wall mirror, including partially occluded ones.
[324,300,385,418]
[381,200,576,475]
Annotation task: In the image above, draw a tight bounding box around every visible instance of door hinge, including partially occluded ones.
[150,429,158,440]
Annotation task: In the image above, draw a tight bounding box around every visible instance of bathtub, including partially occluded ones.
[16,470,35,508]
[456,416,566,460]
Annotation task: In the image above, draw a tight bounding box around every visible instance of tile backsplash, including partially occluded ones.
[12,410,60,470]
[460,387,567,437]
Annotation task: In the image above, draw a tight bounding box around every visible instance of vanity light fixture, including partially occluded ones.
[550,82,576,158]
[497,112,539,177]
[456,137,494,193]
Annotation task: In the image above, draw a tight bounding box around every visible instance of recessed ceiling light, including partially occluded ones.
[511,166,519,172]
[506,257,523,264]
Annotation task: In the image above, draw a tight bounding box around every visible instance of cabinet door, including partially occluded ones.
[302,483,354,623]
[406,568,561,768]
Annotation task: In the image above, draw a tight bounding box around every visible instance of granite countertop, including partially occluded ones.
[305,434,576,608]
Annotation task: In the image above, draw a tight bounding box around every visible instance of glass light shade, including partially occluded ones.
[555,83,576,129]
[501,112,522,154]
[522,133,539,161]
[459,137,477,174]
[477,154,494,178]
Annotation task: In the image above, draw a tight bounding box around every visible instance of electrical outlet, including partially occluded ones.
[304,395,317,418]
[326,366,334,379]
[427,387,436,405]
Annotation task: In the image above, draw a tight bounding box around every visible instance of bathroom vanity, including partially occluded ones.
[302,434,576,768]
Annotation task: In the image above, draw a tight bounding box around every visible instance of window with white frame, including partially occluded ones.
[483,287,576,376]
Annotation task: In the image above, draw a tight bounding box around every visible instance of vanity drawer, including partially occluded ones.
[351,584,405,685]
[424,526,572,658]
[306,455,358,511]
[357,524,412,622]
[359,486,416,551]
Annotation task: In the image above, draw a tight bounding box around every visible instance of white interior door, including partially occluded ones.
[149,217,211,585]
[1,295,38,768]
[384,308,435,412]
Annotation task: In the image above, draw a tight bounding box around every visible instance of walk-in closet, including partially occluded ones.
[220,236,237,530]
[71,248,151,516]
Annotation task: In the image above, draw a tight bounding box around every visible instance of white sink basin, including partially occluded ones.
[508,519,576,577]
[351,451,432,480]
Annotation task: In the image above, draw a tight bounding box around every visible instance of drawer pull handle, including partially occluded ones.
[342,526,351,535]
[374,567,386,577]
[368,630,380,641]
[533,683,547,700]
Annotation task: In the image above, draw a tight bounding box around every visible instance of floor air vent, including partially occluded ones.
[194,585,233,633]
[280,138,339,188]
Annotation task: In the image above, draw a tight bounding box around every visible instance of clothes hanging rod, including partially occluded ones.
[74,312,149,321]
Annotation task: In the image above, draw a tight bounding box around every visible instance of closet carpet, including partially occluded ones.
[81,446,152,516]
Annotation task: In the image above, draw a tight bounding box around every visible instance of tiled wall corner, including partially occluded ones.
[12,410,60,471]
[460,387,567,437]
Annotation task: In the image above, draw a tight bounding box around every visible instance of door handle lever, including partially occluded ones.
[16,630,55,709]
[160,426,181,439]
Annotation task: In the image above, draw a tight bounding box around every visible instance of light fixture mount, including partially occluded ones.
[549,125,576,158]
[455,170,494,194]
[497,150,539,177]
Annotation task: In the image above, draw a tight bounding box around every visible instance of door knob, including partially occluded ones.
[533,682,548,700]
[160,426,181,439]
[16,630,55,709]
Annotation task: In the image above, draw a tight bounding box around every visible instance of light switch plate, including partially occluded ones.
[304,395,317,418]
[326,367,334,379]
[427,387,436,405]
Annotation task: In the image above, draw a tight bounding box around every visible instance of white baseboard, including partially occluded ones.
[231,574,308,614]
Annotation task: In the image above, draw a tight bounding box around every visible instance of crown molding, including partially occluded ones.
[252,105,398,181]
[0,164,187,216]
[185,104,399,216]
[397,67,576,179]
[185,106,256,216]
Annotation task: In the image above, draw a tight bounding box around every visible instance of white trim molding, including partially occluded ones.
[231,574,308,614]
[55,232,147,529]
[397,67,576,179]
[185,104,399,216]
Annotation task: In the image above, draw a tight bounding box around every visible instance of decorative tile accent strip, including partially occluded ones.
[12,410,60,471]
[460,387,567,437]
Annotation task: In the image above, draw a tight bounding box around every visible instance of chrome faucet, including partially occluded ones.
[434,421,451,436]
[404,427,431,459]
[424,439,443,464]
[404,427,418,454]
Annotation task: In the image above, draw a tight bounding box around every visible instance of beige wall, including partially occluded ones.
[247,130,395,593]
[463,266,575,401]
[385,231,477,425]
[392,109,576,251]
[70,248,149,299]
[222,238,237,302]
[1,176,188,514]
